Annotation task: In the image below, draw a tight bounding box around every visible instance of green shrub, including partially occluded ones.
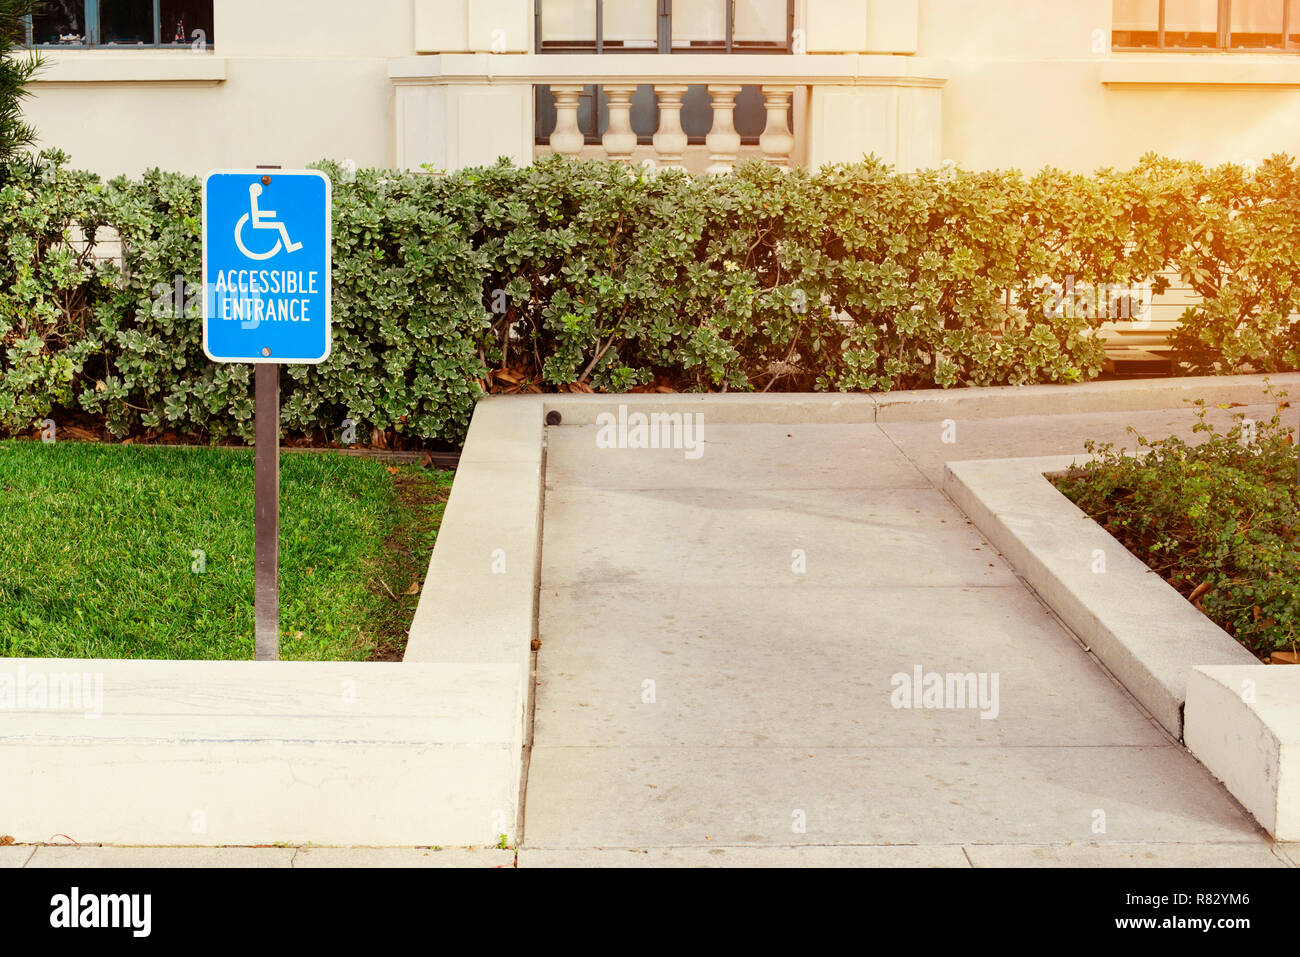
[0,153,117,432]
[1054,395,1300,657]
[2,151,1299,447]
[452,155,1183,395]
[1163,155,1300,374]
[453,157,838,393]
[807,159,1180,391]
[74,160,490,443]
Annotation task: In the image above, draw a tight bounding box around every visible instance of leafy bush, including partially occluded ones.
[2,150,1299,447]
[12,158,491,443]
[1162,155,1300,374]
[453,158,838,393]
[450,155,1187,395]
[0,154,117,432]
[1054,395,1300,657]
[806,159,1180,391]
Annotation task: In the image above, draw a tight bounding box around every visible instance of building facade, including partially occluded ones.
[23,0,1300,178]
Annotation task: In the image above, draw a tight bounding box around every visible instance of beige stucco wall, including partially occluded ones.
[920,0,1300,172]
[25,0,417,177]
[17,0,1300,178]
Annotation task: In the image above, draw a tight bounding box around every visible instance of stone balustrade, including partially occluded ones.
[390,53,949,175]
[544,80,793,172]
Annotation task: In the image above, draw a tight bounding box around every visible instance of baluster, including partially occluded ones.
[759,86,796,168]
[549,84,586,158]
[705,84,742,175]
[601,84,639,163]
[652,84,689,170]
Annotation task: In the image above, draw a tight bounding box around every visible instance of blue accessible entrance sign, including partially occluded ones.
[201,166,333,662]
[202,169,332,364]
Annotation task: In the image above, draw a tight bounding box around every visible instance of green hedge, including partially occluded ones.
[2,151,1297,446]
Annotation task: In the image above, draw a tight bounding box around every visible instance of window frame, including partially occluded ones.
[533,1,795,149]
[535,0,796,55]
[1112,0,1298,52]
[27,0,214,50]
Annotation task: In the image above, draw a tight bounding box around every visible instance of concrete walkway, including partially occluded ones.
[520,401,1295,865]
[1,841,1296,867]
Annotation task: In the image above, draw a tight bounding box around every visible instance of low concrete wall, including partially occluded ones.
[538,372,1300,426]
[541,393,877,426]
[944,455,1259,739]
[1186,666,1300,841]
[404,395,547,840]
[943,451,1300,839]
[0,397,548,848]
[0,660,520,846]
[876,372,1300,421]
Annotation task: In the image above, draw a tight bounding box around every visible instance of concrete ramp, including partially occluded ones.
[522,411,1273,858]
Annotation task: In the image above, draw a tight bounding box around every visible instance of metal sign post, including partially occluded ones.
[201,166,332,661]
[253,362,280,661]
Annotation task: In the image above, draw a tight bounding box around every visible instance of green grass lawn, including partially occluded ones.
[0,440,453,660]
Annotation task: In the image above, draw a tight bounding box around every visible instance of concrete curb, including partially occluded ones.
[537,373,1298,424]
[404,395,547,841]
[876,372,1299,421]
[0,660,520,846]
[0,397,550,848]
[1186,666,1300,841]
[943,455,1259,739]
[541,393,878,425]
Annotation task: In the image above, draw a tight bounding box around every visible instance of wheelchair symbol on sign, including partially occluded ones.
[234,183,303,261]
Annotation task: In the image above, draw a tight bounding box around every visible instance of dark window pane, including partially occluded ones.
[678,84,766,145]
[578,86,598,140]
[101,0,153,45]
[1112,30,1161,46]
[534,84,599,145]
[733,85,766,140]
[629,84,657,141]
[680,85,713,142]
[33,0,86,45]
[162,0,215,46]
[535,86,557,141]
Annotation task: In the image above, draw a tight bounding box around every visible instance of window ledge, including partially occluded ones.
[29,51,226,84]
[1102,55,1300,88]
[389,53,949,88]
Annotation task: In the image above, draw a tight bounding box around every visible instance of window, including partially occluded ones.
[534,0,794,147]
[539,0,658,51]
[539,0,791,54]
[1113,0,1297,51]
[30,1,214,48]
[671,0,790,52]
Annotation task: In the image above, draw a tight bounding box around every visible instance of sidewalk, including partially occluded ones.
[520,400,1295,864]
[2,841,1297,867]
